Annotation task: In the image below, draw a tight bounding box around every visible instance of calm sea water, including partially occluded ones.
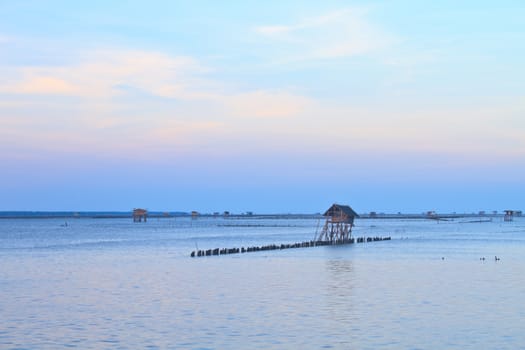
[1,216,524,349]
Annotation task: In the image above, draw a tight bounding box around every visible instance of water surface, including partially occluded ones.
[1,216,524,349]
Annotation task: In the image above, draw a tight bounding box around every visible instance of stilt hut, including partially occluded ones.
[133,208,148,222]
[318,204,359,242]
[504,210,515,222]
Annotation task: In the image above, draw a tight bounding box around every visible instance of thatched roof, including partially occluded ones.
[323,204,359,218]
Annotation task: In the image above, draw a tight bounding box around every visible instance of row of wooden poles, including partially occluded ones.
[190,236,391,257]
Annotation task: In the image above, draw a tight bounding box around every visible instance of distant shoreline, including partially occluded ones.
[0,211,510,220]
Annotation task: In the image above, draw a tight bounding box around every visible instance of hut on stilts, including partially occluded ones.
[133,208,148,222]
[504,210,515,222]
[317,204,359,243]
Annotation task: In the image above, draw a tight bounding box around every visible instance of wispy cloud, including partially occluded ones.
[225,90,311,118]
[0,49,209,99]
[2,44,521,162]
[0,48,312,117]
[255,8,396,61]
[0,48,314,158]
[9,76,78,95]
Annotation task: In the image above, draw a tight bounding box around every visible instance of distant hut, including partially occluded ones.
[317,204,359,242]
[504,210,515,222]
[133,208,148,222]
[427,211,437,219]
[191,211,199,219]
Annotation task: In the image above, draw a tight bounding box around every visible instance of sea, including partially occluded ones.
[1,214,524,349]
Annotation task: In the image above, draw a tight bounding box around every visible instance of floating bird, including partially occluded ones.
[495,256,500,261]
[480,257,485,261]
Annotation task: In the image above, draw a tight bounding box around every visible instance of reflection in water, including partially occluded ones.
[322,258,357,329]
[325,258,355,297]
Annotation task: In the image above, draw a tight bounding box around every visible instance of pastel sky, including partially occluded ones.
[1,1,524,213]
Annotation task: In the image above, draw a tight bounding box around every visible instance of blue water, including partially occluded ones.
[1,216,525,349]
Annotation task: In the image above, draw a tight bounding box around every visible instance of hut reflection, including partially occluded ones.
[323,259,356,324]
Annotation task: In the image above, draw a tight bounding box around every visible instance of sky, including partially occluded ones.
[0,0,524,213]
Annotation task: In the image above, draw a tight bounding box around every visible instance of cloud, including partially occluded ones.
[0,48,315,159]
[0,48,312,119]
[225,90,311,118]
[255,8,396,61]
[0,49,209,99]
[10,76,78,95]
[3,45,520,164]
[256,25,291,36]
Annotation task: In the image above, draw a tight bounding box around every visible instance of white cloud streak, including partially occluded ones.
[255,8,397,61]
